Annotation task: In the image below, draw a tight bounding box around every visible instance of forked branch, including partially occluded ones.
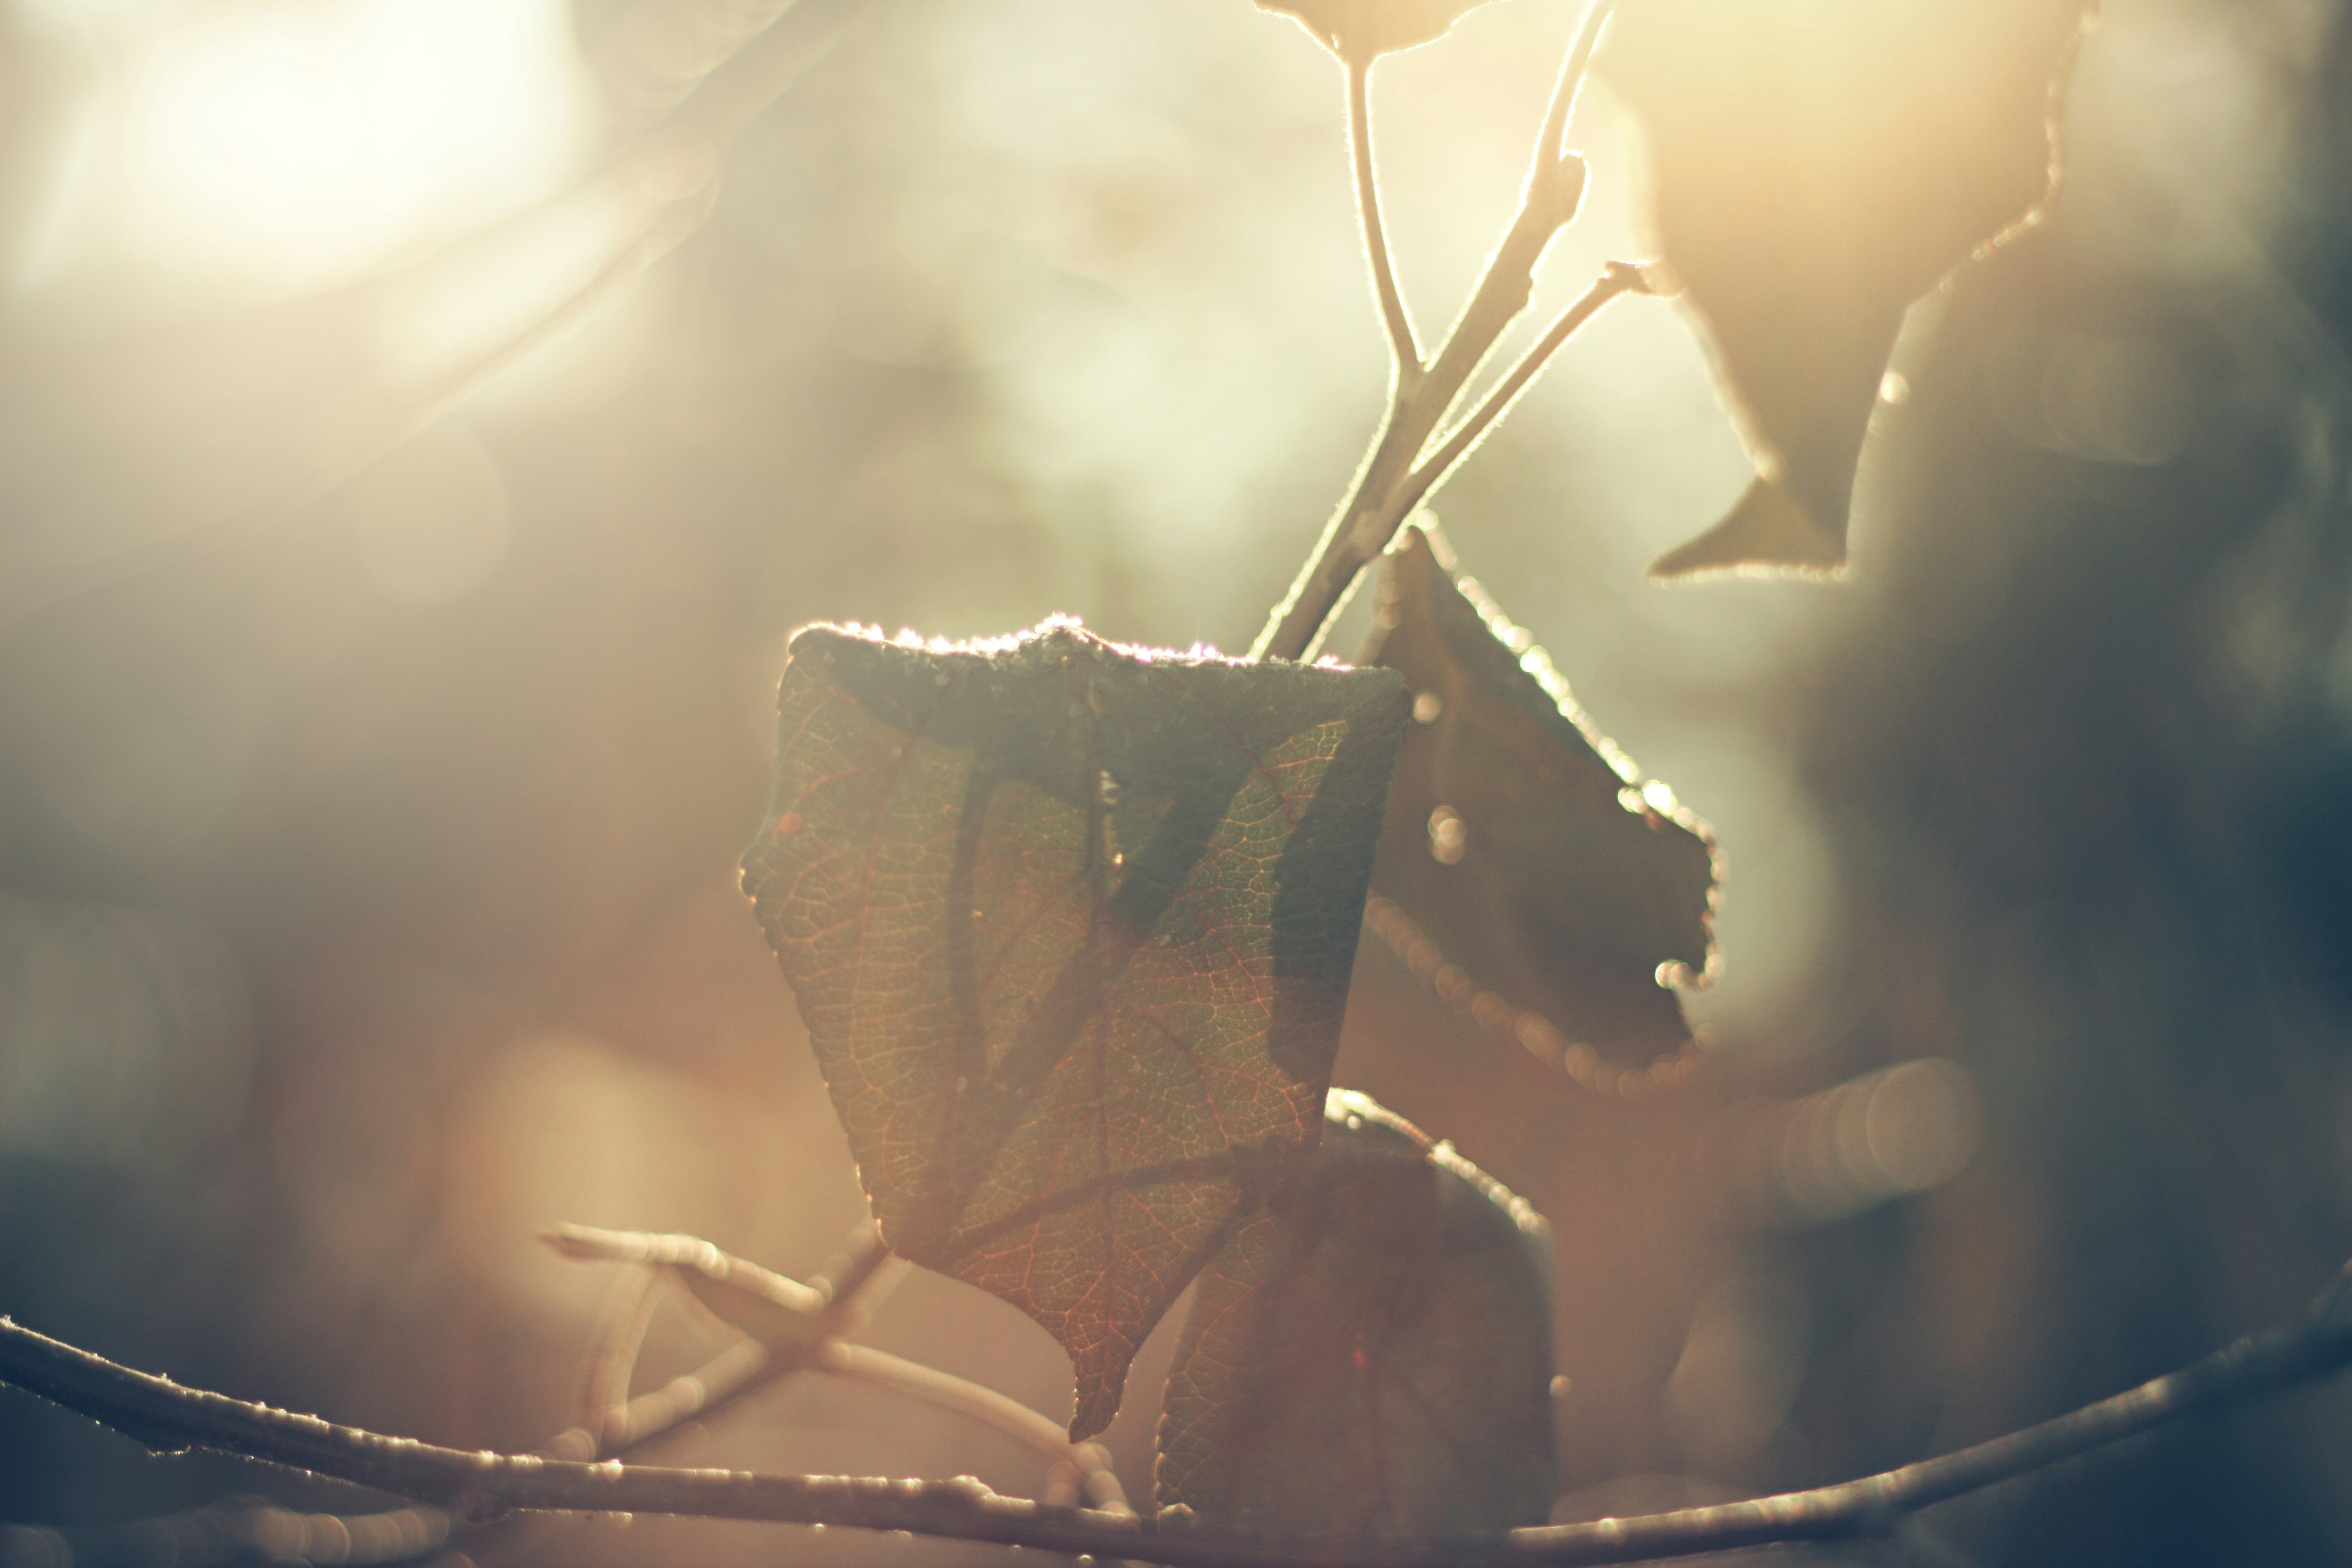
[7,1261,2352,1568]
[1254,0,1620,664]
[1394,260,1648,522]
[543,1222,1130,1514]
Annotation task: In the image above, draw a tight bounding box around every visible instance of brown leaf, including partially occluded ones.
[741,621,1409,1438]
[1358,526,1717,1086]
[1254,0,1500,64]
[1605,0,2099,578]
[1156,1089,1555,1537]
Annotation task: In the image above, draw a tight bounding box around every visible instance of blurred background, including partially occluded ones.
[2,0,2351,1563]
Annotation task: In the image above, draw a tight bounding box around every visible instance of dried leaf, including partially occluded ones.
[742,621,1410,1439]
[1255,0,1499,64]
[1604,0,2098,577]
[1156,1088,1555,1537]
[1358,527,1716,1082]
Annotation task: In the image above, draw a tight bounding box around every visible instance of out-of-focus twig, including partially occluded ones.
[0,1223,906,1568]
[10,1260,2352,1566]
[579,1259,668,1441]
[0,1497,451,1568]
[818,1342,1131,1516]
[534,1217,889,1461]
[543,1221,1124,1511]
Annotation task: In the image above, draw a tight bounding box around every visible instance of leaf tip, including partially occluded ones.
[1069,1380,1122,1444]
[1646,478,1848,583]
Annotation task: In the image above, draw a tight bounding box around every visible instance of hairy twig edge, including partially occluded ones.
[6,1261,2351,1567]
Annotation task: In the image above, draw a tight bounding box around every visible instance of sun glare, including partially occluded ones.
[55,0,594,293]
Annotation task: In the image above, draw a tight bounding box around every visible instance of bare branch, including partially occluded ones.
[533,1228,841,1468]
[0,1499,451,1568]
[548,1224,1121,1509]
[818,1342,1133,1516]
[1533,2,1612,175]
[1349,55,1422,382]
[547,1224,832,1317]
[811,1218,908,1323]
[1393,261,1647,519]
[9,1261,2352,1567]
[579,1260,667,1443]
[535,1220,874,1461]
[1253,6,1605,663]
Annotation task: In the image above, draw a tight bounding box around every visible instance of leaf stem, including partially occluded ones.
[10,1260,2352,1566]
[814,1219,906,1322]
[1253,5,1614,664]
[1535,1,1612,171]
[579,1261,667,1441]
[818,1342,1133,1515]
[1392,260,1646,521]
[544,1221,1104,1511]
[1349,54,1421,384]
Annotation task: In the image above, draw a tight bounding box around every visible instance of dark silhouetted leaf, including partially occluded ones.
[742,621,1410,1439]
[1156,1088,1554,1537]
[1604,0,2098,578]
[1255,0,1499,64]
[1358,527,1716,1088]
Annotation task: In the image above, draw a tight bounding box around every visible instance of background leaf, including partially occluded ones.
[1358,526,1716,1083]
[1156,1088,1556,1537]
[742,621,1409,1438]
[1604,0,2098,577]
[1254,0,1500,64]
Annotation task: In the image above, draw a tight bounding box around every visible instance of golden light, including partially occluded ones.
[32,0,594,294]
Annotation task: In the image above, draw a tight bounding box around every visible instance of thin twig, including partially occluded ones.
[547,1224,831,1317]
[536,1219,878,1460]
[0,1226,1042,1568]
[9,1261,2352,1567]
[1349,54,1421,382]
[545,1221,1107,1512]
[818,1342,1133,1516]
[812,1219,907,1323]
[1534,2,1612,174]
[1391,261,1646,521]
[0,1499,452,1568]
[580,1261,668,1442]
[529,1221,868,1465]
[1253,7,1607,663]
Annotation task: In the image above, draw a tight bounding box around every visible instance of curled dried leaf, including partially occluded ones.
[1156,1088,1555,1538]
[742,621,1409,1439]
[1604,0,2099,577]
[1359,526,1716,1082]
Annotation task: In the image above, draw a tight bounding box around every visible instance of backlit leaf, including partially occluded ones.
[1254,0,1499,64]
[742,621,1410,1439]
[1156,1088,1555,1537]
[1604,0,2098,578]
[1358,527,1716,1087]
